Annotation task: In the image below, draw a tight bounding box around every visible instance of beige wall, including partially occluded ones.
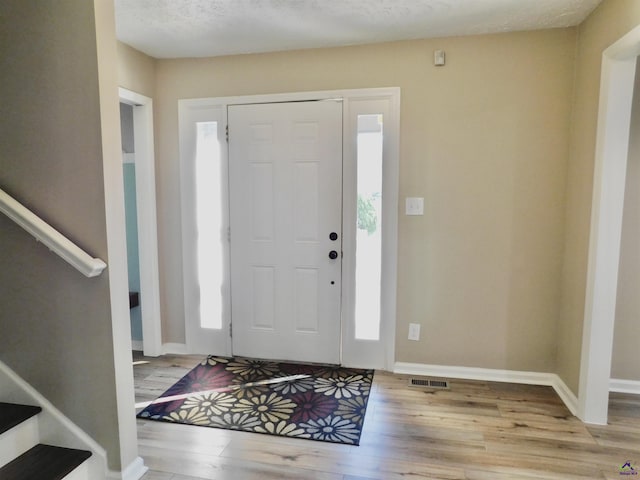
[611,58,640,382]
[0,0,123,470]
[151,28,575,372]
[117,41,156,98]
[558,0,640,394]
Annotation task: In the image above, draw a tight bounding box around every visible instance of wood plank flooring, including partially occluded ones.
[133,353,640,480]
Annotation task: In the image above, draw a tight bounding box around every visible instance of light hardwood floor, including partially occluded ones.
[133,353,640,480]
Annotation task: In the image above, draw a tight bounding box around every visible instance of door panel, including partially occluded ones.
[229,100,343,364]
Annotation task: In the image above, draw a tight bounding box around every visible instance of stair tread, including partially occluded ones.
[0,444,91,480]
[0,403,42,435]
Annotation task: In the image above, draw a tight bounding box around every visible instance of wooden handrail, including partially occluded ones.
[0,188,107,277]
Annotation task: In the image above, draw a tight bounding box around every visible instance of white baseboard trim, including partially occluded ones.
[130,340,143,352]
[610,378,640,394]
[393,362,579,416]
[550,374,579,416]
[108,456,148,480]
[394,362,554,385]
[162,342,188,355]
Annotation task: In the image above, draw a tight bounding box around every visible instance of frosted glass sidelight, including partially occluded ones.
[354,115,383,340]
[195,122,223,329]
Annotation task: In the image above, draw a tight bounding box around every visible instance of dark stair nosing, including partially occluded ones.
[0,402,42,436]
[0,444,92,480]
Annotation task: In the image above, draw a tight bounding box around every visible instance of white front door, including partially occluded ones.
[228,101,343,364]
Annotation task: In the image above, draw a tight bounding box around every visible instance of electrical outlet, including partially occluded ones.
[405,197,424,216]
[408,323,421,341]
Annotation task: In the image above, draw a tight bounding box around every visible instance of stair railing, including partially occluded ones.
[0,187,107,278]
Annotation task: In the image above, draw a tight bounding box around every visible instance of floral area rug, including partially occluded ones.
[137,356,374,445]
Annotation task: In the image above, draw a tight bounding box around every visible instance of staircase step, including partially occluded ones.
[0,444,92,480]
[0,403,42,469]
[0,403,41,435]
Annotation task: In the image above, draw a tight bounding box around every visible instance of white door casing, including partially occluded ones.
[228,101,343,364]
[579,25,640,424]
[118,88,162,357]
[179,88,399,368]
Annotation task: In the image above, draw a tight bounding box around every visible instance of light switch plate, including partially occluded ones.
[408,323,421,341]
[406,197,424,215]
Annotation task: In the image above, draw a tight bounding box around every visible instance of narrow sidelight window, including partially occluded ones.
[354,114,383,340]
[195,121,223,329]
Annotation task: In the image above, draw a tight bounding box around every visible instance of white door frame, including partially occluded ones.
[179,87,399,369]
[341,96,400,370]
[179,104,231,355]
[579,25,640,424]
[119,87,163,357]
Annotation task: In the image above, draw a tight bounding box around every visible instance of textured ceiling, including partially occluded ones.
[114,0,602,59]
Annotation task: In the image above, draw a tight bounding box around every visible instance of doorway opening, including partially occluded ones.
[119,88,162,357]
[579,25,640,424]
[120,102,142,348]
[610,64,640,395]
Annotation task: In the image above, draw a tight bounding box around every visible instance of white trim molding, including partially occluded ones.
[108,456,148,480]
[551,375,579,416]
[119,87,163,358]
[162,343,189,355]
[394,362,578,416]
[341,91,400,371]
[178,101,231,356]
[610,378,640,395]
[579,23,640,425]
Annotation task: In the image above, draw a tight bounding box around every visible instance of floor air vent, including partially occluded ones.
[409,378,450,389]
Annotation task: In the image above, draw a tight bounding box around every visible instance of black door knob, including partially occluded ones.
[329,232,338,241]
[328,250,339,260]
